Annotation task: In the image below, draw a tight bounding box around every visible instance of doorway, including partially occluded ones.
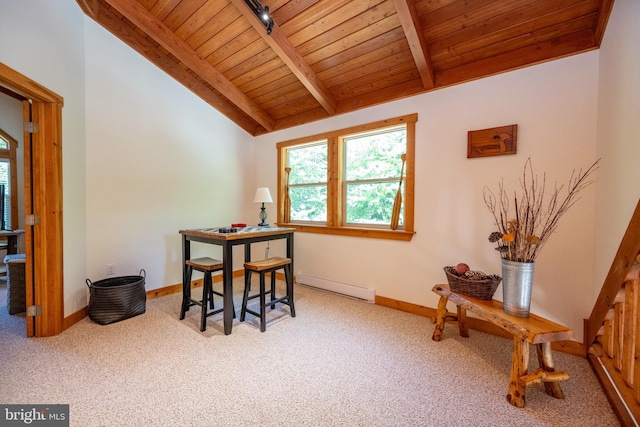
[0,61,64,337]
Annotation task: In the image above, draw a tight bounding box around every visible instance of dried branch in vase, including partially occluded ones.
[484,157,600,263]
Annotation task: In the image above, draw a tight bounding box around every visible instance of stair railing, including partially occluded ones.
[587,199,640,425]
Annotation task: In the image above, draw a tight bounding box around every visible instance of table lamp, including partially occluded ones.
[253,187,273,226]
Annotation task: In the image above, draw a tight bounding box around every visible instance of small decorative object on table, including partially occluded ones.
[218,227,239,233]
[253,187,273,226]
[443,263,501,300]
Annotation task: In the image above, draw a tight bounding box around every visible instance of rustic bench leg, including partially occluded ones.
[507,337,529,407]
[536,342,566,399]
[457,305,469,337]
[432,296,448,341]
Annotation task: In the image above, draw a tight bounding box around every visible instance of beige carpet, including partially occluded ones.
[0,278,620,426]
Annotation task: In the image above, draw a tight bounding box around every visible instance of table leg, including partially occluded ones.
[7,235,17,254]
[287,232,294,301]
[536,342,565,399]
[432,296,448,341]
[507,336,529,407]
[286,232,294,267]
[181,236,191,315]
[222,243,234,335]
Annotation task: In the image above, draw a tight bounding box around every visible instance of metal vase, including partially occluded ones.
[501,259,535,318]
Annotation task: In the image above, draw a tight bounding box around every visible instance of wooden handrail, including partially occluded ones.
[587,199,640,347]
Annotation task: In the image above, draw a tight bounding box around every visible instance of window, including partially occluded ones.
[287,141,327,222]
[277,114,416,241]
[0,159,10,229]
[0,129,18,231]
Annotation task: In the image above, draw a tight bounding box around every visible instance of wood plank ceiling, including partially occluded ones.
[76,0,614,136]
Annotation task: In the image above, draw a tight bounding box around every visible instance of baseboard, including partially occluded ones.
[146,269,246,299]
[63,306,87,331]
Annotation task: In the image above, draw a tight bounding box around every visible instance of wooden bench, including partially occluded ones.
[431,284,574,407]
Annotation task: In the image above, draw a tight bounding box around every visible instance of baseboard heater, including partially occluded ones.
[296,273,375,302]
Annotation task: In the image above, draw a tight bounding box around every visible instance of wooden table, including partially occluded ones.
[0,229,24,254]
[179,226,294,335]
[431,284,573,407]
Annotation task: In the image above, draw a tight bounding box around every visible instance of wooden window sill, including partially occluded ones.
[276,223,415,241]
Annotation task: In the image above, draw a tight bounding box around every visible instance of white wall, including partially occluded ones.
[255,52,600,338]
[0,0,87,316]
[594,0,640,294]
[84,21,255,296]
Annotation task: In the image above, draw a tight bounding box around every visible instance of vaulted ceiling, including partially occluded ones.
[76,0,614,136]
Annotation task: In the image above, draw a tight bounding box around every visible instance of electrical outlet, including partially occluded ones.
[106,263,115,276]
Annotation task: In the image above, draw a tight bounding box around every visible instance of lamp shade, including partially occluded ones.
[253,187,273,203]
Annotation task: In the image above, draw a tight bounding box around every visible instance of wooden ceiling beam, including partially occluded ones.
[76,0,100,18]
[79,1,261,134]
[102,0,274,132]
[594,0,615,46]
[230,0,337,115]
[390,0,435,90]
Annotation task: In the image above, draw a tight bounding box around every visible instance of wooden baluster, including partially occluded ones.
[635,290,640,404]
[623,280,638,387]
[615,298,624,372]
[604,315,614,358]
[629,267,640,403]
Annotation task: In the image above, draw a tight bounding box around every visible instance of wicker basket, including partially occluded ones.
[443,267,501,300]
[86,269,146,325]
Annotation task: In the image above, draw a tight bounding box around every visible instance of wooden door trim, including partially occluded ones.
[0,62,63,106]
[1,61,64,337]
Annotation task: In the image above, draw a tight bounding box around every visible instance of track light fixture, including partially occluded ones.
[244,0,274,35]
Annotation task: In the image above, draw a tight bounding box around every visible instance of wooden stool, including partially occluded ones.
[240,257,296,332]
[180,257,235,332]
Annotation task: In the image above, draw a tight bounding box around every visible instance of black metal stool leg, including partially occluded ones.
[209,284,215,310]
[210,277,236,319]
[240,270,252,322]
[259,271,267,332]
[270,271,277,309]
[200,272,211,332]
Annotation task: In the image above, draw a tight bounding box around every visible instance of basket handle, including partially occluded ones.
[85,270,144,288]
